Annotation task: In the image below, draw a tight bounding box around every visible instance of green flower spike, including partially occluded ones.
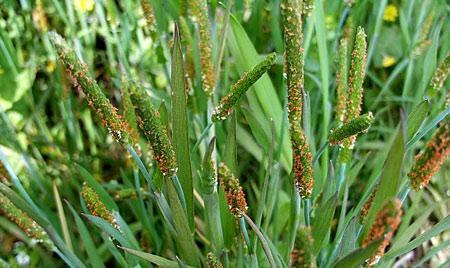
[408,122,450,191]
[49,32,133,147]
[207,252,223,268]
[190,0,215,96]
[335,38,349,124]
[281,0,305,126]
[290,226,315,268]
[120,76,139,139]
[129,84,177,178]
[329,112,374,146]
[218,163,247,218]
[427,51,450,97]
[0,192,54,249]
[339,26,367,163]
[81,183,119,229]
[212,53,276,122]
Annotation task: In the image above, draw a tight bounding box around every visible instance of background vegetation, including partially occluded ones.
[0,0,448,267]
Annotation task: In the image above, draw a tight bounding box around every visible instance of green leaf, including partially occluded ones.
[119,247,195,268]
[406,99,430,142]
[332,238,383,268]
[165,177,201,266]
[312,194,338,254]
[171,24,194,230]
[362,119,406,239]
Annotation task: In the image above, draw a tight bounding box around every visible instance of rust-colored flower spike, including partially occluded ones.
[0,162,8,184]
[281,0,305,126]
[362,198,402,267]
[140,0,155,29]
[129,83,177,178]
[218,163,248,217]
[48,32,133,146]
[427,51,450,97]
[291,125,314,198]
[0,192,54,250]
[81,183,119,229]
[290,226,315,268]
[408,122,450,191]
[190,0,215,96]
[339,26,367,163]
[335,38,349,125]
[329,112,374,146]
[359,187,377,224]
[207,252,223,268]
[212,53,276,122]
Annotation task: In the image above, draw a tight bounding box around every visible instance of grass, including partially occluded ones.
[0,0,449,267]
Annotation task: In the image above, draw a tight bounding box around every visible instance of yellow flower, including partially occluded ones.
[74,0,95,12]
[383,4,398,22]
[382,55,396,68]
[46,61,55,73]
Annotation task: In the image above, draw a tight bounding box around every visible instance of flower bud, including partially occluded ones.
[218,163,247,217]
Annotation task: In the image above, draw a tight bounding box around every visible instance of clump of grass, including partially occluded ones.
[0,1,449,267]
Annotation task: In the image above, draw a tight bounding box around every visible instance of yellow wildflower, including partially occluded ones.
[74,0,95,12]
[383,5,398,22]
[382,55,396,68]
[46,61,55,73]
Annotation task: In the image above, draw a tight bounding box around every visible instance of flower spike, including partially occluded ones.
[218,163,247,218]
[290,226,315,268]
[362,198,402,266]
[49,32,134,146]
[329,112,374,146]
[81,183,119,229]
[212,53,276,122]
[129,83,177,178]
[408,122,450,191]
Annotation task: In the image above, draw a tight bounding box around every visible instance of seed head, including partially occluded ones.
[339,26,367,163]
[212,53,276,122]
[207,252,223,268]
[329,112,374,146]
[140,0,155,29]
[359,187,377,224]
[190,0,215,96]
[346,26,367,122]
[290,226,315,268]
[427,51,450,97]
[48,32,133,146]
[335,38,349,125]
[281,0,305,126]
[408,122,450,191]
[291,125,314,199]
[129,84,177,178]
[218,163,247,217]
[81,183,119,229]
[362,198,402,266]
[120,77,139,141]
[0,192,54,250]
